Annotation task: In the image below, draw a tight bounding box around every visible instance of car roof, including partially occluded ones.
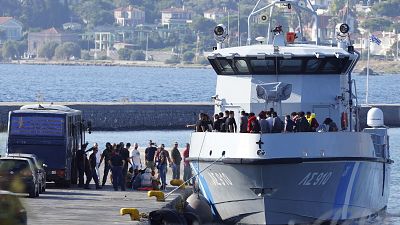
[7,153,37,158]
[0,157,31,162]
[0,190,18,196]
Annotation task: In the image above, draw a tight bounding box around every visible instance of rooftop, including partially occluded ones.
[0,17,13,25]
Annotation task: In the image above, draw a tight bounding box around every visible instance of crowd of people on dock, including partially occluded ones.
[76,141,192,191]
[191,109,339,133]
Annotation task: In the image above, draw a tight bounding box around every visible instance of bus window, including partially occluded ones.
[9,115,65,137]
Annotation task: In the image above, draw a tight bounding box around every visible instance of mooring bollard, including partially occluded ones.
[148,190,165,202]
[120,208,140,221]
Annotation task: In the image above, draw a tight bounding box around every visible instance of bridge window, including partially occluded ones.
[250,59,275,74]
[214,58,234,74]
[279,59,302,73]
[235,59,250,73]
[209,56,351,75]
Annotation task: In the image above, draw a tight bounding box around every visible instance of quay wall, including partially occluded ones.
[0,102,399,131]
[0,102,214,131]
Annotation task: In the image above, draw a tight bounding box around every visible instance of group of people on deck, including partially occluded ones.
[191,109,339,134]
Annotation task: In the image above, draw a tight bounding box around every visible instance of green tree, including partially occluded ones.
[130,50,145,60]
[165,55,180,64]
[1,41,18,60]
[19,0,69,29]
[38,42,59,59]
[72,0,114,28]
[54,42,81,60]
[191,17,217,34]
[0,29,7,41]
[182,51,195,62]
[361,18,393,32]
[372,0,400,17]
[0,0,21,17]
[117,48,132,60]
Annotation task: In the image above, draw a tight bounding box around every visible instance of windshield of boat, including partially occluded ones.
[209,56,351,75]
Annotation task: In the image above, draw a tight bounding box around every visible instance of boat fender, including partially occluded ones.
[148,190,165,202]
[120,208,140,221]
[341,112,348,130]
[185,194,213,224]
[148,208,187,225]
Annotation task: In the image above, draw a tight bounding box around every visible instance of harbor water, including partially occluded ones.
[0,64,399,104]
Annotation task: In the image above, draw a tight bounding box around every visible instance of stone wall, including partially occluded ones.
[359,104,400,128]
[0,102,214,131]
[1,102,399,131]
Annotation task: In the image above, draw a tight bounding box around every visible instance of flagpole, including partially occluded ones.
[366,32,370,106]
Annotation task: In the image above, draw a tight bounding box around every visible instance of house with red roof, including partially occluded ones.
[0,17,23,42]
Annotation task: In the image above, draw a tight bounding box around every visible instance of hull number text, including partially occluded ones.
[208,172,233,186]
[298,172,333,186]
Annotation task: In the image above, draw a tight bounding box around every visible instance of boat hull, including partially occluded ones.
[191,159,391,225]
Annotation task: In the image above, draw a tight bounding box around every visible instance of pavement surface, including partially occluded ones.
[21,148,191,225]
[21,180,187,225]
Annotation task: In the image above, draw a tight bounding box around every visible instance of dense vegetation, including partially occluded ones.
[1,0,399,61]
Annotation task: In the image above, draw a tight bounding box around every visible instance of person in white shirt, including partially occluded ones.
[129,143,141,170]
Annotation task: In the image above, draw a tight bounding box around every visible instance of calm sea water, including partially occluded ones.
[0,129,399,224]
[0,64,399,104]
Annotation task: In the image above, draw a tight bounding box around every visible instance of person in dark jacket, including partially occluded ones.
[76,143,88,187]
[284,115,296,132]
[120,142,131,188]
[296,111,311,132]
[109,149,125,191]
[271,112,284,133]
[225,111,237,133]
[98,142,113,186]
[85,147,101,189]
[213,114,222,131]
[220,110,229,132]
[240,111,248,133]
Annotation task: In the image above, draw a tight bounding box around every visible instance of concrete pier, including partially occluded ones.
[0,102,399,131]
[23,148,192,225]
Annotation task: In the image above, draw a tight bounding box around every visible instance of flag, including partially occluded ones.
[369,35,381,45]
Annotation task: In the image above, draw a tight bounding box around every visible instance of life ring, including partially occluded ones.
[341,112,348,130]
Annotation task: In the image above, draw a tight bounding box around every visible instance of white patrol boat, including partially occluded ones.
[188,0,392,224]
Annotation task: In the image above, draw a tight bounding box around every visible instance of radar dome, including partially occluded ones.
[367,107,384,127]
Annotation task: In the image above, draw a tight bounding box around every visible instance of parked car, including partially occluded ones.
[0,190,27,225]
[7,153,47,193]
[0,157,40,197]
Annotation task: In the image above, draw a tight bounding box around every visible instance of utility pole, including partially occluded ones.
[397,31,399,61]
[227,10,230,46]
[195,32,200,63]
[366,32,370,105]
[237,0,240,46]
[145,33,149,61]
